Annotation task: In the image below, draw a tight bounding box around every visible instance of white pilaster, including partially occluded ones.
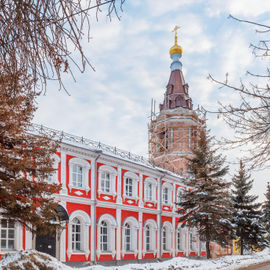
[138,211,142,259]
[172,216,176,257]
[139,173,143,207]
[60,151,67,194]
[91,204,95,262]
[116,208,121,260]
[117,167,122,204]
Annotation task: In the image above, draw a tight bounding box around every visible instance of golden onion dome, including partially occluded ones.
[169,43,183,55]
[170,26,183,55]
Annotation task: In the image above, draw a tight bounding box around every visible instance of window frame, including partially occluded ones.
[68,158,91,192]
[162,182,173,206]
[144,178,157,203]
[67,210,91,260]
[143,219,157,255]
[98,165,117,197]
[71,218,82,252]
[123,172,139,200]
[0,219,15,251]
[44,154,60,184]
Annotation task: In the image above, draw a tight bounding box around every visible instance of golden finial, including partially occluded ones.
[169,25,182,55]
[172,26,180,45]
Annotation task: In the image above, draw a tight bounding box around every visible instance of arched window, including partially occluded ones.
[0,219,15,250]
[125,178,133,197]
[176,226,185,251]
[100,172,110,193]
[122,217,139,256]
[67,210,91,260]
[72,218,81,251]
[143,219,157,255]
[124,223,131,251]
[72,165,83,188]
[145,225,151,251]
[161,222,173,253]
[162,227,167,251]
[189,230,197,252]
[146,183,153,201]
[100,221,108,252]
[97,214,117,258]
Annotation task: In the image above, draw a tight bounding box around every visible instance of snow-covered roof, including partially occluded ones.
[28,123,183,179]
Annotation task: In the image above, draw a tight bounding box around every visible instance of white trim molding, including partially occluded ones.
[67,210,91,260]
[68,158,91,193]
[144,177,158,203]
[121,216,139,257]
[96,214,117,259]
[98,165,117,198]
[123,171,139,201]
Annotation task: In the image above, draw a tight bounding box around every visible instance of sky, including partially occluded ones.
[34,0,270,202]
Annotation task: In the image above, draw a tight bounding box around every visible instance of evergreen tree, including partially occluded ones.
[0,71,61,234]
[231,161,268,254]
[262,183,270,243]
[177,127,233,259]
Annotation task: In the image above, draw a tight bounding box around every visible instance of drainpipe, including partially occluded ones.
[158,173,166,260]
[93,150,102,264]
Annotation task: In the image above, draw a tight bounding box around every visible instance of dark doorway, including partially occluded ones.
[35,229,56,257]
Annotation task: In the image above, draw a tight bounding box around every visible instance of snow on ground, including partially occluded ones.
[1,249,270,270]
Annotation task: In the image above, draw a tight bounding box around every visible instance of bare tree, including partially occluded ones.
[209,15,270,169]
[0,0,125,92]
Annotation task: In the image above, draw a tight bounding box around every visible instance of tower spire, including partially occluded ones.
[159,27,193,111]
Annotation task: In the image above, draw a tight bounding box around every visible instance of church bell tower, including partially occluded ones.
[148,27,203,175]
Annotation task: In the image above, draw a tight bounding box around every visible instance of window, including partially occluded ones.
[68,158,91,191]
[101,172,110,193]
[1,220,15,250]
[177,227,184,251]
[162,227,167,250]
[72,164,83,188]
[145,225,151,251]
[72,218,81,251]
[45,154,60,183]
[98,165,117,196]
[190,231,196,251]
[169,128,174,148]
[124,223,131,251]
[97,214,117,258]
[125,178,133,197]
[162,187,169,204]
[100,221,108,252]
[146,183,153,201]
[162,183,172,205]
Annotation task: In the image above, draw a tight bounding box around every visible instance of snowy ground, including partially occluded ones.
[1,249,270,270]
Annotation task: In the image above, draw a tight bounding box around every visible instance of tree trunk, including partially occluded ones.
[206,240,211,259]
[240,237,243,255]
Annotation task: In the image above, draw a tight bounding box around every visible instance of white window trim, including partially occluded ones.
[144,177,157,203]
[67,210,91,260]
[189,228,197,252]
[176,187,185,205]
[176,225,185,252]
[123,172,139,200]
[98,165,117,197]
[0,219,17,253]
[121,217,139,256]
[162,182,173,206]
[43,154,60,184]
[96,214,117,259]
[68,158,91,192]
[142,219,157,256]
[161,222,173,254]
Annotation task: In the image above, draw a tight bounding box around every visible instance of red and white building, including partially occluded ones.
[0,33,207,263]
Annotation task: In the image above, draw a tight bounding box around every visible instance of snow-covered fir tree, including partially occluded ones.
[262,183,270,242]
[177,126,233,259]
[231,161,268,255]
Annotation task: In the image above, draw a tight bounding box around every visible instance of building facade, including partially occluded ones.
[0,124,206,263]
[0,32,207,263]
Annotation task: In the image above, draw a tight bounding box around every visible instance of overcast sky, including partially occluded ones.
[34,0,270,202]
